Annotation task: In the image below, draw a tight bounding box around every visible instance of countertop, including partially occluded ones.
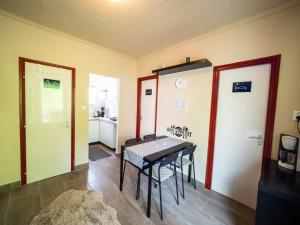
[89,117,118,125]
[259,159,300,203]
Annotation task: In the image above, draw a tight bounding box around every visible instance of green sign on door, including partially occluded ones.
[44,79,60,89]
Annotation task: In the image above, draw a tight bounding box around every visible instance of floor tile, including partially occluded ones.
[1,156,255,225]
[38,176,65,208]
[6,191,41,225]
[62,175,89,191]
[0,191,10,219]
[10,182,38,201]
[108,194,154,225]
[203,198,252,225]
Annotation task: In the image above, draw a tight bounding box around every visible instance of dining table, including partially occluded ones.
[119,135,193,217]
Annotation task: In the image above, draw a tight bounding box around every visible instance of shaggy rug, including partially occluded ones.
[30,189,120,225]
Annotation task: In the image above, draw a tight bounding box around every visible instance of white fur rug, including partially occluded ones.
[30,189,120,225]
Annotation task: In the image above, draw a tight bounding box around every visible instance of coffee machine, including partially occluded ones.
[99,107,105,117]
[278,134,299,173]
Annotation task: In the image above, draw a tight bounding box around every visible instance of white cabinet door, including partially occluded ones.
[100,121,116,149]
[89,120,100,143]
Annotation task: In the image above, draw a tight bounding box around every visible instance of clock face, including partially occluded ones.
[175,78,187,89]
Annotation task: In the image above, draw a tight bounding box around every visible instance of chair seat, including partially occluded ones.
[144,164,173,182]
[176,157,192,167]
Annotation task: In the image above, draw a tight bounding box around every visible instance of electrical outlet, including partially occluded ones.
[293,111,300,121]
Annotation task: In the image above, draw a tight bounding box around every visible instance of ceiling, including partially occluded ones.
[0,0,292,57]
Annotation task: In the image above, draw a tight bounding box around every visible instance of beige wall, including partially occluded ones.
[137,5,300,183]
[0,13,137,186]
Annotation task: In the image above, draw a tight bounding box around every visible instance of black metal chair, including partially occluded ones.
[143,134,157,142]
[175,144,197,199]
[136,152,180,220]
[121,138,143,186]
[125,138,142,145]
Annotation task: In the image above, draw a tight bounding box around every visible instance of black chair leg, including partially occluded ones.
[122,161,126,186]
[136,170,141,200]
[192,161,196,189]
[158,177,163,220]
[181,164,185,199]
[174,165,179,205]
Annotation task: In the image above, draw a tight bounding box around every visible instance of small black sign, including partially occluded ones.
[145,89,152,95]
[167,125,192,139]
[232,81,252,92]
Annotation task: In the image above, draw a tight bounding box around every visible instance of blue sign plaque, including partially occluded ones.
[232,81,252,93]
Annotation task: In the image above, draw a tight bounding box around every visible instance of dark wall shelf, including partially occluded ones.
[152,59,212,75]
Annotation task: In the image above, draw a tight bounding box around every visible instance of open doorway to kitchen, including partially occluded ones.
[88,73,120,162]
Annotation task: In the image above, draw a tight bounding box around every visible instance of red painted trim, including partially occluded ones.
[19,58,26,185]
[19,57,76,185]
[136,75,159,139]
[205,55,281,190]
[71,68,76,171]
[154,77,159,134]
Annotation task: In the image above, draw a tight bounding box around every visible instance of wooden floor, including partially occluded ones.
[0,152,255,225]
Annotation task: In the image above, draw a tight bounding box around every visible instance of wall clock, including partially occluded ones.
[175,78,187,89]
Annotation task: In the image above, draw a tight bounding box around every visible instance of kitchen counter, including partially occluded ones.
[88,117,118,125]
[255,159,300,225]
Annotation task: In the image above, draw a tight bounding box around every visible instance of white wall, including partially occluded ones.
[138,4,300,183]
[0,12,136,186]
[156,69,212,182]
[89,74,119,118]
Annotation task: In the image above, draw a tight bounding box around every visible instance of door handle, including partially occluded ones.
[248,135,263,145]
[65,121,69,128]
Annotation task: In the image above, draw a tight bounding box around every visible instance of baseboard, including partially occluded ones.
[89,141,101,145]
[89,142,116,151]
[0,181,21,193]
[99,142,116,151]
[75,163,89,171]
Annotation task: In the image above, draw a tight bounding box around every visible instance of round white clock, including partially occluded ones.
[175,78,187,89]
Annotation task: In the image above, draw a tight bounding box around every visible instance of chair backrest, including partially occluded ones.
[143,134,156,141]
[181,144,197,157]
[125,138,142,145]
[159,152,179,168]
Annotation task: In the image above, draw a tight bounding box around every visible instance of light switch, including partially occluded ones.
[81,105,87,110]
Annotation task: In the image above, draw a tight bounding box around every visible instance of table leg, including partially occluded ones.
[120,148,124,191]
[147,164,153,217]
[188,154,192,183]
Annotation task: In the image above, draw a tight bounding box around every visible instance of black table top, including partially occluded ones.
[259,159,300,203]
[121,136,193,164]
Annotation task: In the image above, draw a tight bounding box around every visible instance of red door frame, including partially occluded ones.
[19,57,76,185]
[136,75,159,139]
[205,55,281,190]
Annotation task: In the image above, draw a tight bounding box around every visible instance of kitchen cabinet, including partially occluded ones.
[89,119,100,143]
[255,160,300,225]
[100,120,116,149]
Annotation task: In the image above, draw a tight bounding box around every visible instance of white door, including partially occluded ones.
[25,62,72,183]
[212,64,271,209]
[140,79,157,138]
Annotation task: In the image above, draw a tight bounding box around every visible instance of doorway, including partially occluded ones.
[19,57,75,185]
[88,74,120,161]
[205,55,281,208]
[136,75,159,139]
